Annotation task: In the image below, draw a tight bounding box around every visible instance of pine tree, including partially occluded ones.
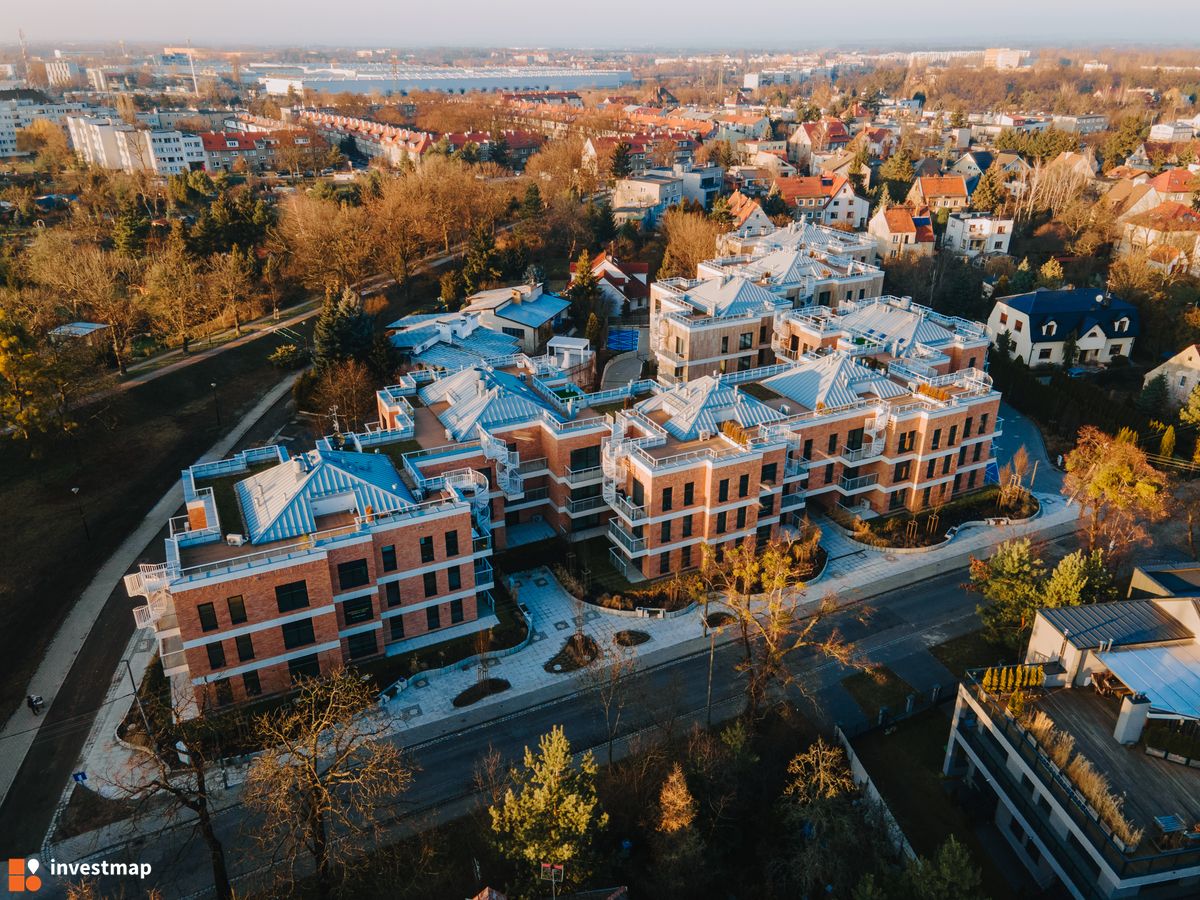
[1010,257,1036,293]
[519,183,543,219]
[1036,258,1064,289]
[610,141,633,178]
[585,312,605,350]
[983,668,996,692]
[313,288,373,369]
[567,250,602,325]
[971,163,1006,214]
[1138,374,1168,417]
[112,202,151,257]
[460,224,501,295]
[1160,425,1177,458]
[874,182,893,214]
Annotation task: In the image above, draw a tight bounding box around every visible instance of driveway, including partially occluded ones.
[996,401,1062,494]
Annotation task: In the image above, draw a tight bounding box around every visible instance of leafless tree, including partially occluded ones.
[578,644,638,766]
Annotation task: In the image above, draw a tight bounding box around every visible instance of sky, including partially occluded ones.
[4,0,1200,49]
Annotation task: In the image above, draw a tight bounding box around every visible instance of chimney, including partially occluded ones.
[510,288,522,304]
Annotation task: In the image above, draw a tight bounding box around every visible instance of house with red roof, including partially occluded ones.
[786,118,852,170]
[569,250,651,315]
[906,175,970,212]
[726,190,775,238]
[1144,168,1200,204]
[1118,200,1200,277]
[867,204,936,262]
[198,131,277,173]
[582,133,699,177]
[771,173,869,228]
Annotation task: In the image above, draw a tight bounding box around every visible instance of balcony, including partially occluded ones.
[517,456,549,476]
[608,518,646,555]
[565,465,603,484]
[472,529,492,554]
[610,491,648,522]
[785,456,810,478]
[841,440,882,463]
[568,495,607,515]
[473,559,494,587]
[781,492,805,510]
[838,473,879,492]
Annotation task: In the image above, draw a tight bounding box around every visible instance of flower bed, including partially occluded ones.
[613,630,650,647]
[544,633,599,673]
[452,678,511,708]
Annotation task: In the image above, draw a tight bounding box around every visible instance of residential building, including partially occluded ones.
[1098,179,1165,225]
[987,288,1140,366]
[582,133,699,177]
[385,311,522,371]
[1117,201,1200,277]
[1051,113,1109,135]
[867,204,936,261]
[786,117,851,169]
[0,94,93,158]
[44,60,81,87]
[612,170,684,227]
[1149,121,1195,143]
[66,116,205,175]
[696,246,884,308]
[460,283,571,353]
[945,574,1200,898]
[295,110,435,166]
[199,131,277,173]
[1143,344,1200,408]
[772,174,869,228]
[569,251,651,315]
[720,219,877,264]
[944,211,1014,258]
[983,48,1029,69]
[1143,169,1200,204]
[906,175,970,212]
[724,191,776,242]
[1047,150,1100,181]
[950,150,1031,184]
[675,163,724,209]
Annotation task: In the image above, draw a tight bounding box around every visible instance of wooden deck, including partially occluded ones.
[1039,689,1200,835]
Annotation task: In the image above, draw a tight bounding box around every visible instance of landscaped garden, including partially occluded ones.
[543,633,599,673]
[827,484,1039,549]
[452,678,511,707]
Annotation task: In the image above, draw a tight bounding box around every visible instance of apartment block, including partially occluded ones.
[0,97,95,158]
[66,115,205,174]
[718,219,877,265]
[945,572,1200,897]
[697,246,884,307]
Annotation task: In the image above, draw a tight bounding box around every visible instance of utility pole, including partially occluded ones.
[125,657,153,739]
[187,41,200,97]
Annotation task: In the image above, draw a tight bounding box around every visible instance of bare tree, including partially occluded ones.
[243,668,415,899]
[204,246,255,336]
[578,644,638,766]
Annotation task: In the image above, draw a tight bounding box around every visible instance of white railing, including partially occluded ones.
[608,519,646,554]
[841,439,884,463]
[568,495,607,514]
[565,465,603,484]
[610,491,647,521]
[839,473,879,491]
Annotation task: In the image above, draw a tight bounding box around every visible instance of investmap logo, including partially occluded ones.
[7,858,41,892]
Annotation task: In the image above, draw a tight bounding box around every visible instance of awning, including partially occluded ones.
[1097,643,1200,720]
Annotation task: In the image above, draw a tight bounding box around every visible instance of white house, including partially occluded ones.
[944,212,1014,258]
[611,170,683,227]
[1149,121,1195,143]
[988,288,1140,367]
[460,283,571,353]
[1143,344,1200,408]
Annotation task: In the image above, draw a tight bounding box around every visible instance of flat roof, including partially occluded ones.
[1041,600,1193,650]
[1098,644,1200,720]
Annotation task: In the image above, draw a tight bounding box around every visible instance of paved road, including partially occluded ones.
[996,401,1062,494]
[40,563,1043,900]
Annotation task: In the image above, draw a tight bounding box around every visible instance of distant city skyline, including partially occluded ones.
[5,0,1200,50]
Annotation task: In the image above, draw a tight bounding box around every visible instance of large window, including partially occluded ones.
[226,596,247,625]
[718,479,729,502]
[423,571,438,598]
[450,598,464,624]
[445,530,459,557]
[661,487,673,511]
[738,473,749,497]
[197,602,218,632]
[343,595,374,624]
[682,515,693,537]
[213,679,233,707]
[347,631,378,660]
[384,581,401,608]
[761,463,777,484]
[235,634,255,662]
[716,511,727,534]
[288,654,321,685]
[426,605,441,631]
[242,671,261,697]
[275,581,309,613]
[337,558,370,590]
[281,618,315,650]
[683,482,694,505]
[389,616,405,640]
[206,642,226,670]
[419,535,435,563]
[380,545,397,572]
[448,566,462,591]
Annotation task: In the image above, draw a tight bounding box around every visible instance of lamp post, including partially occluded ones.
[71,487,91,541]
[210,382,222,427]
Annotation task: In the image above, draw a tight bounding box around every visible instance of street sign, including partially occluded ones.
[539,863,563,883]
[72,771,87,784]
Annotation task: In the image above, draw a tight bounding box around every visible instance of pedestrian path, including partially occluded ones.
[0,373,301,813]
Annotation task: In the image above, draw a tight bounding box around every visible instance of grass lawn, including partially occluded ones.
[842,666,916,720]
[54,785,142,841]
[374,439,425,471]
[852,709,1017,899]
[929,629,1017,680]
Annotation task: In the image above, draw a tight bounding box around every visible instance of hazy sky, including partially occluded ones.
[5,0,1200,49]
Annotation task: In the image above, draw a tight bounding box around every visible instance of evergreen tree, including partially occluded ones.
[710,196,734,228]
[313,288,373,369]
[1010,257,1035,293]
[610,141,633,178]
[489,132,510,169]
[587,201,617,245]
[519,183,543,219]
[585,311,605,349]
[439,270,462,309]
[969,538,1046,650]
[112,202,151,257]
[460,224,501,295]
[1160,424,1177,458]
[1137,374,1169,417]
[1042,549,1118,609]
[874,182,893,214]
[970,163,1006,214]
[567,250,602,325]
[489,726,607,893]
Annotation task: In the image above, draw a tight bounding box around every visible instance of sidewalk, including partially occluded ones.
[70,489,1081,809]
[0,372,301,815]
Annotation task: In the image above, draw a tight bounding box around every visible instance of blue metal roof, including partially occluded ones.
[496,292,570,328]
[1041,600,1192,651]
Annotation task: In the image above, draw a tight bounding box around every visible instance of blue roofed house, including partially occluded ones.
[385,311,521,372]
[986,288,1139,367]
[461,283,570,354]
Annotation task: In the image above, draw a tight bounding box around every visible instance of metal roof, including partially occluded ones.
[420,366,562,439]
[761,353,907,411]
[637,376,783,442]
[1097,644,1200,720]
[682,276,782,317]
[1041,600,1193,650]
[495,292,570,329]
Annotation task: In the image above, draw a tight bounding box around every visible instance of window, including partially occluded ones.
[343,595,373,624]
[803,439,813,460]
[389,616,405,640]
[423,571,438,597]
[964,417,973,439]
[242,670,261,697]
[385,581,401,607]
[889,490,906,510]
[958,446,967,465]
[213,679,233,707]
[206,642,226,670]
[227,596,247,625]
[721,336,729,354]
[281,618,315,650]
[949,425,958,446]
[827,433,838,454]
[923,486,932,508]
[931,428,942,450]
[445,530,459,557]
[448,566,462,591]
[942,455,952,475]
[426,605,441,631]
[926,459,935,479]
[973,442,983,462]
[968,470,977,489]
[760,495,775,515]
[347,631,377,659]
[337,559,370,590]
[683,482,694,505]
[897,431,915,453]
[761,462,777,484]
[980,413,989,433]
[739,331,752,350]
[1014,320,1023,332]
[661,520,672,542]
[662,487,673,511]
[682,545,692,568]
[824,463,834,485]
[288,654,321,685]
[419,536,435,563]
[235,634,255,662]
[894,461,911,481]
[198,602,218,632]
[1037,348,1052,361]
[953,473,962,493]
[736,506,747,529]
[718,479,729,502]
[738,473,749,497]
[682,515,693,537]
[275,580,309,613]
[660,553,671,575]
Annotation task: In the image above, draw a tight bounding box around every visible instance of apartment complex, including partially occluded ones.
[944,568,1200,898]
[0,95,93,157]
[66,115,205,175]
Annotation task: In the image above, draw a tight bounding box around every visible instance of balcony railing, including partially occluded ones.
[608,519,646,555]
[781,492,805,510]
[565,465,603,484]
[610,492,648,522]
[517,456,549,475]
[785,456,810,477]
[473,559,494,586]
[841,440,883,463]
[838,473,879,492]
[472,529,492,554]
[568,495,607,514]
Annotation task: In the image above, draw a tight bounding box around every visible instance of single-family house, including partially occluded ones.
[866,204,936,261]
[786,118,851,169]
[772,174,869,228]
[460,283,570,353]
[1117,201,1200,277]
[987,288,1139,367]
[1143,345,1200,408]
[569,251,650,315]
[944,211,1014,258]
[906,175,970,211]
[611,170,684,227]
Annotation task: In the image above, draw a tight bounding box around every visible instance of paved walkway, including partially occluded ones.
[996,402,1062,494]
[601,350,644,390]
[0,372,301,813]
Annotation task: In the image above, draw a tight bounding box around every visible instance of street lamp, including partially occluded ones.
[71,487,91,541]
[210,382,222,427]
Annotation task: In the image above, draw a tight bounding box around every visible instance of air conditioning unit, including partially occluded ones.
[699,429,713,441]
[779,404,790,414]
[225,534,245,546]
